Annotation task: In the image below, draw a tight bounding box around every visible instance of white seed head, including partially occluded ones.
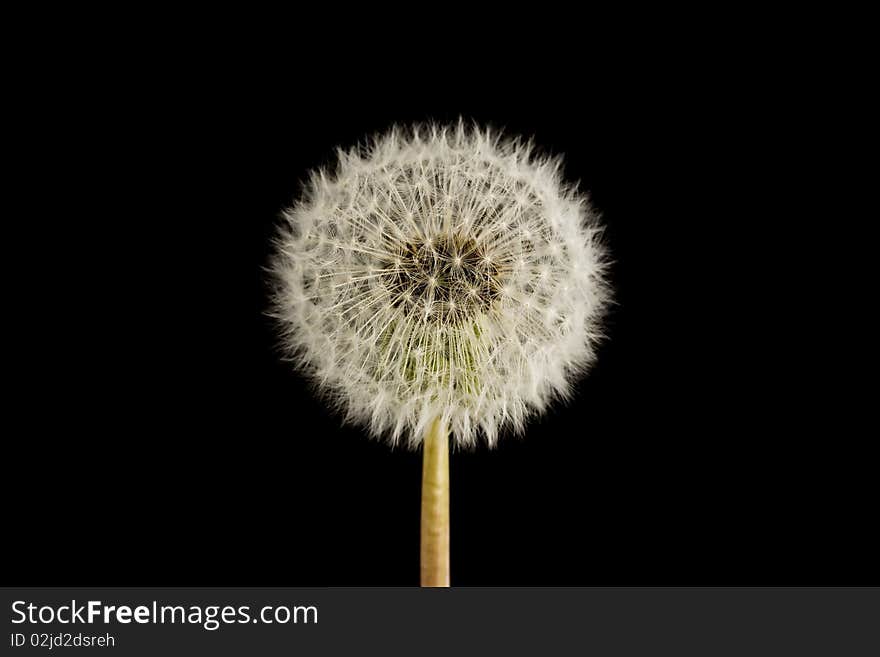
[271,124,609,448]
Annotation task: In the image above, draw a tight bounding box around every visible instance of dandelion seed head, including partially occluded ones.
[271,123,609,448]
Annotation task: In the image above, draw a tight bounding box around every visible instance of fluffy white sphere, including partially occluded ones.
[271,124,608,448]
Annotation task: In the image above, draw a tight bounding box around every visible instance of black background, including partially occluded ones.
[6,29,872,586]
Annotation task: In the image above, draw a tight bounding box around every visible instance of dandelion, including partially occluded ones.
[271,123,609,585]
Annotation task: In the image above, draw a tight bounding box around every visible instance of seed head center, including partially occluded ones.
[382,234,503,322]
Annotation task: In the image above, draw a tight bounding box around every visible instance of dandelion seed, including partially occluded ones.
[270,123,609,450]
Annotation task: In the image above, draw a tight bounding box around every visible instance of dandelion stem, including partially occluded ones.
[420,416,449,587]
